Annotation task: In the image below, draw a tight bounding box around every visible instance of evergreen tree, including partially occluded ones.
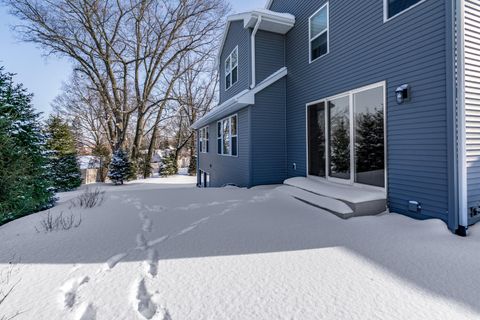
[330,118,350,175]
[159,152,178,177]
[355,109,385,173]
[108,148,132,185]
[0,67,56,224]
[45,115,82,191]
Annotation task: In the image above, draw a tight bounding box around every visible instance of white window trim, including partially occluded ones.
[199,126,209,153]
[309,2,330,64]
[304,81,387,192]
[217,114,238,157]
[225,46,239,91]
[383,0,427,23]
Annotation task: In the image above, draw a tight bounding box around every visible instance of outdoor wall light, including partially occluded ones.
[396,84,411,104]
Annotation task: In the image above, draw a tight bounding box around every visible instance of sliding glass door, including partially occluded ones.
[353,86,385,187]
[328,96,350,180]
[308,102,326,177]
[307,83,385,188]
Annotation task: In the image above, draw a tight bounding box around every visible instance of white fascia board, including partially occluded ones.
[216,10,294,68]
[191,67,288,130]
[191,89,250,130]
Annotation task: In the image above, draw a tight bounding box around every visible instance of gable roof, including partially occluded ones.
[191,67,288,130]
[216,9,295,67]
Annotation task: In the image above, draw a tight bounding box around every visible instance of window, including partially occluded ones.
[217,115,238,156]
[199,127,209,153]
[309,3,329,63]
[225,47,238,90]
[385,0,425,21]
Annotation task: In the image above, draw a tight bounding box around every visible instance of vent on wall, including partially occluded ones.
[470,206,480,218]
[409,201,421,213]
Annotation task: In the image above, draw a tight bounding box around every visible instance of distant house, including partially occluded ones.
[78,156,101,185]
[192,0,480,235]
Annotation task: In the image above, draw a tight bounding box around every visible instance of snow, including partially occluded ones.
[285,176,386,202]
[1,175,480,319]
[277,185,354,215]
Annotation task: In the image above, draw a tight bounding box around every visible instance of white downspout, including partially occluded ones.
[456,0,468,230]
[250,15,262,89]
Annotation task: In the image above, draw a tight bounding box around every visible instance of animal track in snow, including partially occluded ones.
[146,248,158,277]
[75,302,96,320]
[191,217,210,226]
[105,253,128,270]
[147,235,169,247]
[133,278,157,319]
[143,219,153,232]
[137,233,148,250]
[176,225,197,236]
[145,205,165,213]
[60,276,90,309]
[139,211,153,232]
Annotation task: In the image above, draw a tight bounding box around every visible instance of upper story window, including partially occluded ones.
[217,115,238,156]
[309,3,329,63]
[199,126,209,153]
[385,0,425,21]
[225,47,238,90]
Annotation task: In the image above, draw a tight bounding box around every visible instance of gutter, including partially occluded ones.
[251,15,262,89]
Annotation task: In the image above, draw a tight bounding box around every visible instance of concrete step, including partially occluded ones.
[282,177,387,218]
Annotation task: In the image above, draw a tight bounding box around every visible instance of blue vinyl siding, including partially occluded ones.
[269,0,451,221]
[198,108,251,187]
[251,78,287,185]
[219,21,251,104]
[255,30,285,84]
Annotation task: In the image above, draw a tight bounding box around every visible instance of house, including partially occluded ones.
[191,0,480,236]
[78,156,101,184]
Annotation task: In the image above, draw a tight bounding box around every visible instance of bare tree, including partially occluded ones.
[167,53,218,174]
[6,0,229,162]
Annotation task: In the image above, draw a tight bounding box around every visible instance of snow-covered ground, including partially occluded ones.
[1,175,480,320]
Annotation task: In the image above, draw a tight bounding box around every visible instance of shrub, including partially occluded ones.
[35,211,82,233]
[69,188,105,209]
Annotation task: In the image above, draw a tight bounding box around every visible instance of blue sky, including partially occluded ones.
[0,0,265,115]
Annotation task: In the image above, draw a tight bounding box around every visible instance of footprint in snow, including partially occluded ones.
[145,205,165,213]
[134,278,157,319]
[75,302,96,320]
[105,253,128,270]
[146,248,158,277]
[137,233,148,251]
[60,276,90,309]
[147,235,169,247]
[176,225,197,236]
[191,217,210,226]
[143,218,153,232]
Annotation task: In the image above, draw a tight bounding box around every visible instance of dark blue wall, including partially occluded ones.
[269,0,451,221]
[251,78,287,185]
[219,21,251,104]
[255,30,285,83]
[198,108,251,187]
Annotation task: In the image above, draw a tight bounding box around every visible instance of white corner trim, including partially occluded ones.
[265,0,274,9]
[456,0,468,228]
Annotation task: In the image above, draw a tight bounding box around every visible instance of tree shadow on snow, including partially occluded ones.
[1,186,479,313]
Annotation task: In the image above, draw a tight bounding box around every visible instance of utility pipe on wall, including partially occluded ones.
[250,15,262,89]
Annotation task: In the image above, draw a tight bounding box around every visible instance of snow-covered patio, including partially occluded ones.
[1,175,479,320]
